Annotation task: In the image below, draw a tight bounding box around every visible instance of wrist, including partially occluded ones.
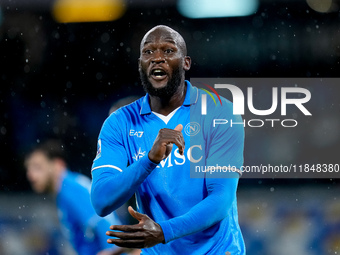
[148,152,161,164]
[155,222,165,244]
[138,154,159,173]
[157,220,175,244]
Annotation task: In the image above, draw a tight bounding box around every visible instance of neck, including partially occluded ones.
[149,79,186,116]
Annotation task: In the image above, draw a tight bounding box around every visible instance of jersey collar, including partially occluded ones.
[140,80,198,115]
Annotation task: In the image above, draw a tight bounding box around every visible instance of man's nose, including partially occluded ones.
[151,50,165,64]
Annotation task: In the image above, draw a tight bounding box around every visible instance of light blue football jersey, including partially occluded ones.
[91,81,245,255]
[57,171,121,255]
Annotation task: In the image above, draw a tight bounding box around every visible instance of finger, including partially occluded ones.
[128,206,144,221]
[178,136,185,154]
[161,131,185,155]
[163,137,184,155]
[174,124,183,132]
[173,125,185,154]
[110,224,143,232]
[165,143,173,159]
[171,135,185,155]
[106,230,145,240]
[108,239,145,248]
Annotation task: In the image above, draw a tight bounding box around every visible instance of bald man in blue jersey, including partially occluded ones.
[91,25,245,255]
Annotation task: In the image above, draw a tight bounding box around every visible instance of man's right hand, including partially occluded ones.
[148,124,184,164]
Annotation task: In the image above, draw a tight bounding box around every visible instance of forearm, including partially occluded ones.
[91,156,158,217]
[158,178,238,243]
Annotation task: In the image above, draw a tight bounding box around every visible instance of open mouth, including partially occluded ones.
[150,69,167,79]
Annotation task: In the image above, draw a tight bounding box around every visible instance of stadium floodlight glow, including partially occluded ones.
[177,0,259,19]
[306,0,333,13]
[52,0,126,23]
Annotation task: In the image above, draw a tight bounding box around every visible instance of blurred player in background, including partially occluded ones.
[25,139,128,255]
[91,25,245,254]
[109,96,141,115]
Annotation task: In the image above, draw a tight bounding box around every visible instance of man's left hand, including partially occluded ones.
[106,206,165,248]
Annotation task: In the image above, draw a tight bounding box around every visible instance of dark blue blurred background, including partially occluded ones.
[1,0,339,189]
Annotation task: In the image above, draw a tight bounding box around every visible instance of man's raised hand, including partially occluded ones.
[148,124,184,164]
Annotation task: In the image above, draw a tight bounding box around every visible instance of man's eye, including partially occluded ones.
[165,49,174,53]
[144,49,153,54]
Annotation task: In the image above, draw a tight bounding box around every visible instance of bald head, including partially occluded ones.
[140,25,187,56]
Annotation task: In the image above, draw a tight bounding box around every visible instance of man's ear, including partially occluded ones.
[53,158,66,173]
[183,56,191,71]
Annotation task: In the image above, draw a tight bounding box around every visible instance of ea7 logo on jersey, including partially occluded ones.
[129,130,144,138]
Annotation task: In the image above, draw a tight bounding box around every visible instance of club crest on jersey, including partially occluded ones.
[133,147,146,161]
[129,129,144,138]
[95,139,102,160]
[184,122,200,136]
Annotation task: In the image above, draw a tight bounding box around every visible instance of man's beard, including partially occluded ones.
[140,67,182,98]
